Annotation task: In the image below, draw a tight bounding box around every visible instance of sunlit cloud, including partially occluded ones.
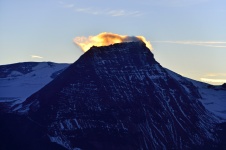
[74,32,152,52]
[200,78,226,84]
[152,41,226,48]
[31,55,43,59]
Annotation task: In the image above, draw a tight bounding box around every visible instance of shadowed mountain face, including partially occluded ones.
[21,42,219,149]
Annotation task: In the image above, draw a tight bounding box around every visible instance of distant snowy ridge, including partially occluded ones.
[166,68,226,121]
[0,62,69,112]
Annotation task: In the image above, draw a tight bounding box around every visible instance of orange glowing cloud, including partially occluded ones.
[73,32,152,52]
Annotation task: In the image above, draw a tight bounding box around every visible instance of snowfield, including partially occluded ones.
[0,62,69,111]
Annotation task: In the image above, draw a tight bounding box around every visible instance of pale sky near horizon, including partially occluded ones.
[0,0,226,85]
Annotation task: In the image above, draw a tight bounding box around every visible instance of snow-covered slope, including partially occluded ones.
[0,62,69,112]
[166,69,226,121]
[193,82,226,121]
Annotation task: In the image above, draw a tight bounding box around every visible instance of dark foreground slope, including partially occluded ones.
[17,42,220,149]
[0,113,67,150]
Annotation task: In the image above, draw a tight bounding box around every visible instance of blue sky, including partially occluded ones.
[0,0,226,85]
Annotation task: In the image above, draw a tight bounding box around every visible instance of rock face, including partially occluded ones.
[22,42,218,149]
[222,83,226,89]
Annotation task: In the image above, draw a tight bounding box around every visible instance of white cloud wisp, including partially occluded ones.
[31,55,43,59]
[152,41,226,48]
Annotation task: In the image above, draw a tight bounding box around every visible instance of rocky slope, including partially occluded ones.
[18,42,221,149]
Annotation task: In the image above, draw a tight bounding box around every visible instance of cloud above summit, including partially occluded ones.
[74,32,152,52]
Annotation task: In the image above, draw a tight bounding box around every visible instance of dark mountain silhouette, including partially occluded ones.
[18,42,219,149]
[1,42,225,149]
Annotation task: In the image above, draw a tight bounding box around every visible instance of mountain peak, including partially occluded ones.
[88,41,151,54]
[76,41,158,71]
[21,42,218,149]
